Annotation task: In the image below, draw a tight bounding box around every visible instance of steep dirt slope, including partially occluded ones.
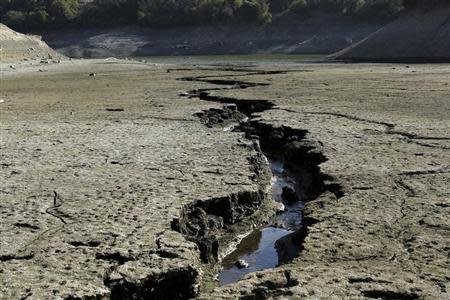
[332,5,450,61]
[0,23,63,63]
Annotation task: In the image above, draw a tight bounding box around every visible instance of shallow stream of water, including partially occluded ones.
[218,159,303,285]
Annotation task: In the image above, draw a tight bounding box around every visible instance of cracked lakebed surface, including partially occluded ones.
[1,60,449,299]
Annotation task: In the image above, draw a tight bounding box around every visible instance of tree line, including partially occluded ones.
[285,0,445,18]
[0,0,445,32]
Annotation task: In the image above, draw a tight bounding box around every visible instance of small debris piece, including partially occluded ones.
[235,259,249,269]
[275,202,285,213]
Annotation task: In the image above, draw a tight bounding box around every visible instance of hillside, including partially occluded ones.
[0,23,63,63]
[331,4,450,61]
[42,14,380,58]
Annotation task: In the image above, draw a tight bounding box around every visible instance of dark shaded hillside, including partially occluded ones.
[42,14,380,58]
[3,1,449,61]
[331,4,450,61]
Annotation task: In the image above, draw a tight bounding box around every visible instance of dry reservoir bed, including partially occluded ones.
[0,59,449,299]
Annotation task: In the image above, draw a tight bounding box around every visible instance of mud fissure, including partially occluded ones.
[174,69,344,287]
[106,266,200,300]
[0,254,34,262]
[361,290,420,300]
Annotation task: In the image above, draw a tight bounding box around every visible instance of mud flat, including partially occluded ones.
[0,59,449,299]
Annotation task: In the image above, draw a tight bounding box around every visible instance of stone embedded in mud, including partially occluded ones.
[224,104,238,112]
[235,259,249,269]
[275,202,286,213]
[282,187,298,203]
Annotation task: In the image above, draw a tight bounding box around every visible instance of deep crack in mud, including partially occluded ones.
[175,68,344,289]
[218,159,301,285]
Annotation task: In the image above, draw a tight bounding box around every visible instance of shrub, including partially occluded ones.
[237,0,271,24]
[192,0,235,24]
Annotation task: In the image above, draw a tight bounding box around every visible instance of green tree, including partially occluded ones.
[48,0,79,24]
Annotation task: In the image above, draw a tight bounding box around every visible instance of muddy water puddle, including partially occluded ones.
[218,227,292,285]
[218,159,303,285]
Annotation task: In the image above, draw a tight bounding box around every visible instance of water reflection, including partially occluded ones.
[218,159,302,285]
[218,227,292,286]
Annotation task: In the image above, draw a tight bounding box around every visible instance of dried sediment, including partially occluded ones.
[1,60,449,299]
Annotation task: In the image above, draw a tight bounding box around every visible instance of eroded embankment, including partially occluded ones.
[98,232,203,300]
[173,69,344,290]
[171,182,270,264]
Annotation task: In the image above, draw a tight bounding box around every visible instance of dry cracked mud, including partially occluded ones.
[1,59,449,299]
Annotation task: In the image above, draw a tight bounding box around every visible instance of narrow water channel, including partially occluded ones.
[218,158,303,285]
